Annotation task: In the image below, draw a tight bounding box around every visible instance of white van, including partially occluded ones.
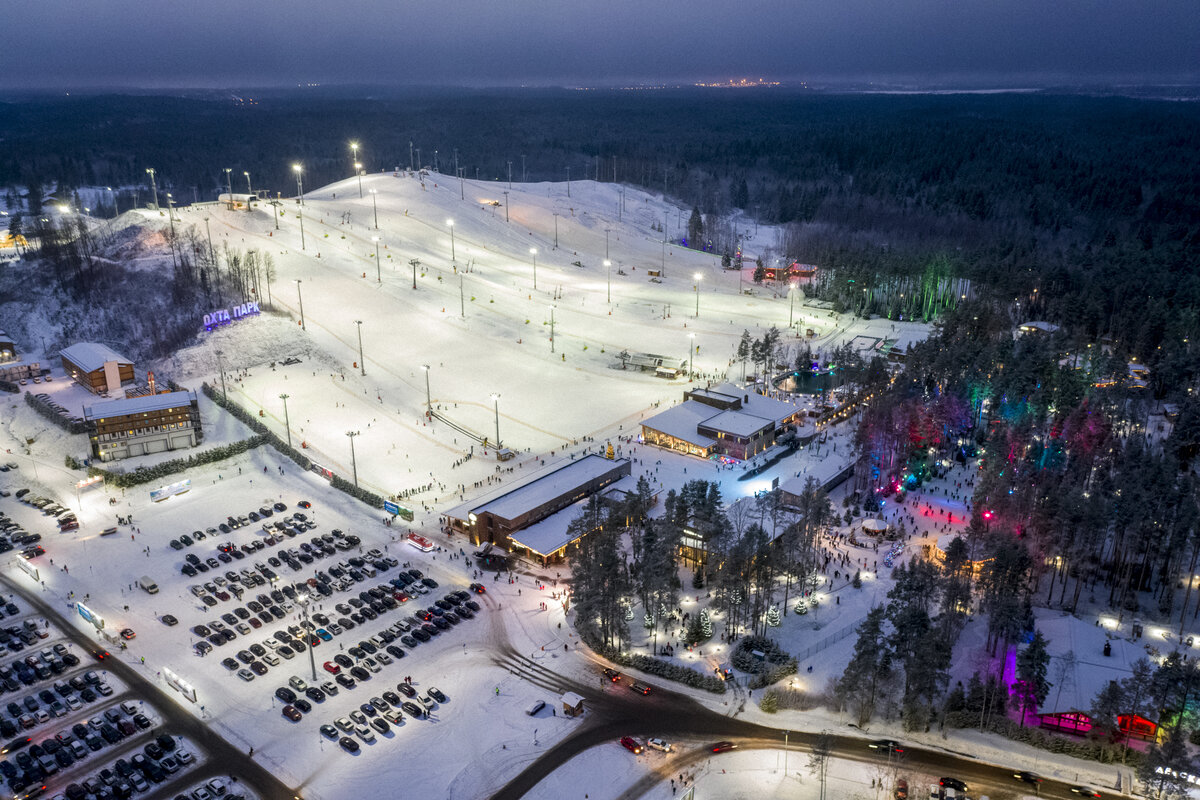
[137,576,159,594]
[525,700,545,716]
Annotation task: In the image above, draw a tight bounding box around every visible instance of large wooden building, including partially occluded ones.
[83,390,202,461]
[61,343,134,395]
[641,384,805,460]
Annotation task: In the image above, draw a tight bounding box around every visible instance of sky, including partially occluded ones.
[2,0,1196,89]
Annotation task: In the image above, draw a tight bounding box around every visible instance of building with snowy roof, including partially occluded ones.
[83,390,202,462]
[1016,321,1061,337]
[441,454,631,558]
[60,342,134,395]
[640,384,804,460]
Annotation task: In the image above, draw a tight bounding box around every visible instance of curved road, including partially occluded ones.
[488,647,1128,800]
[1,574,298,800]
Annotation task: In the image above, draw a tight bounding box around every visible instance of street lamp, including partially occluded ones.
[604,259,612,304]
[279,393,292,449]
[490,394,501,449]
[214,349,227,402]
[370,189,379,229]
[372,236,381,282]
[694,272,702,317]
[350,142,359,174]
[354,320,365,376]
[294,279,305,330]
[421,364,431,417]
[604,228,610,259]
[293,163,304,205]
[446,219,455,261]
[145,168,159,210]
[354,162,363,198]
[530,247,538,291]
[346,431,360,487]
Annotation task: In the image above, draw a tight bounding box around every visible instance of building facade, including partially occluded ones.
[83,390,202,462]
[61,343,134,395]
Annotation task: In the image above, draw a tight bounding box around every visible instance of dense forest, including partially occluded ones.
[2,88,1198,374]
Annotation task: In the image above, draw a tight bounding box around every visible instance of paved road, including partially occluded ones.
[488,648,1128,800]
[2,574,299,800]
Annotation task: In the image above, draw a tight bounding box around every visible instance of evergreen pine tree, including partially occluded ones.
[1014,630,1051,723]
[700,608,712,638]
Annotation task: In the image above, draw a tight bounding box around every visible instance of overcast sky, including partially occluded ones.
[2,0,1196,89]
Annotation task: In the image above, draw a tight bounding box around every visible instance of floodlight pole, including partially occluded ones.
[215,349,227,402]
[346,431,360,487]
[355,320,365,376]
[421,365,431,417]
[295,279,305,330]
[279,393,292,449]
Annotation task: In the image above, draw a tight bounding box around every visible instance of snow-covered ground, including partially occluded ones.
[0,173,1152,799]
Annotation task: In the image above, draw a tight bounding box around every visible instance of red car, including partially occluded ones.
[282,705,302,722]
[711,741,737,753]
[619,736,643,755]
[323,661,341,674]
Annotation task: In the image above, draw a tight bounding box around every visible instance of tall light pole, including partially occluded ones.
[354,320,365,375]
[521,154,526,182]
[145,168,159,210]
[243,171,252,194]
[346,431,360,487]
[552,213,559,248]
[502,191,509,222]
[293,163,304,205]
[421,364,431,417]
[203,217,215,265]
[604,228,610,260]
[372,236,381,282]
[300,597,317,682]
[789,283,796,327]
[224,168,233,208]
[490,394,501,448]
[549,306,556,353]
[297,207,306,250]
[350,142,359,174]
[408,141,413,171]
[530,247,538,291]
[279,393,292,449]
[604,259,611,304]
[694,273,703,317]
[565,166,571,198]
[370,189,379,229]
[446,219,455,261]
[507,160,512,188]
[295,279,305,330]
[214,349,227,402]
[354,162,363,198]
[688,333,696,379]
[459,274,465,318]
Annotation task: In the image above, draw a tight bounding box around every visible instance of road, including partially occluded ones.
[488,646,1126,800]
[1,574,299,800]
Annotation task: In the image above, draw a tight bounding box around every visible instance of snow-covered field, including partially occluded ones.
[1,173,1147,799]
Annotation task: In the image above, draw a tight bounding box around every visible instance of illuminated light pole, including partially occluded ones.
[446,219,455,261]
[279,393,292,448]
[355,162,363,198]
[372,236,381,282]
[346,431,360,487]
[297,207,306,250]
[370,189,379,229]
[145,168,159,210]
[694,273,702,317]
[224,168,233,208]
[354,320,365,376]
[530,247,538,291]
[502,192,509,222]
[243,171,252,194]
[295,279,305,330]
[490,394,501,448]
[688,333,696,379]
[421,364,431,417]
[214,349,227,402]
[293,163,304,205]
[604,228,611,260]
[350,142,359,174]
[604,259,612,304]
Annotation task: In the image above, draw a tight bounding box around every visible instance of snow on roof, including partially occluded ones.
[83,390,195,420]
[1018,321,1060,334]
[708,383,802,426]
[507,498,594,557]
[779,454,855,496]
[640,402,719,448]
[60,342,132,373]
[450,454,629,524]
[561,692,584,706]
[699,409,773,437]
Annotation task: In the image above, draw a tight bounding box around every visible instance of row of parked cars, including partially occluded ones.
[40,732,195,800]
[178,511,348,579]
[317,680,450,753]
[0,669,113,738]
[31,391,85,429]
[0,642,82,702]
[0,693,144,794]
[0,617,50,655]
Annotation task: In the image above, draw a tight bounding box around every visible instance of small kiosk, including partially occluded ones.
[561,692,585,718]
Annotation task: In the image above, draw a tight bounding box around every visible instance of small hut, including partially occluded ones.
[561,691,584,718]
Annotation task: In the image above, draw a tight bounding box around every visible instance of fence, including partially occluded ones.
[792,620,859,664]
